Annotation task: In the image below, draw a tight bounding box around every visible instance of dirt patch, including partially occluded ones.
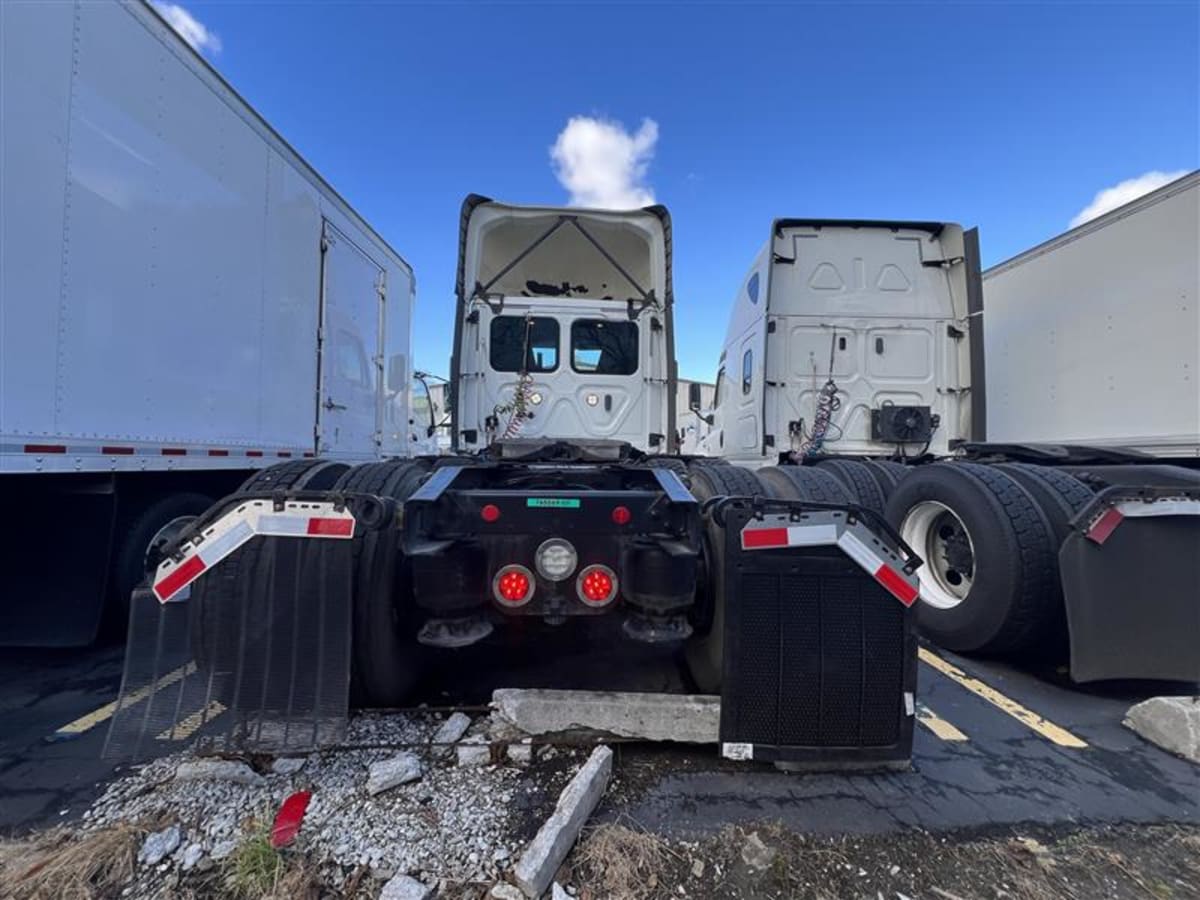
[566,822,1200,900]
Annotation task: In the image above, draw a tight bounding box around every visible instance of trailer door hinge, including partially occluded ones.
[767,320,777,333]
[764,434,775,448]
[921,256,964,268]
[947,324,965,339]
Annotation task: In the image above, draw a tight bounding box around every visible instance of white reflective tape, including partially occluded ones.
[785,523,839,546]
[904,692,915,716]
[1116,499,1200,518]
[837,530,882,574]
[721,742,754,761]
[256,513,312,536]
[196,518,255,567]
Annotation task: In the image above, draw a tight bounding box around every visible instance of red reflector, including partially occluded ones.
[1086,507,1124,545]
[496,567,532,605]
[277,451,292,458]
[154,554,206,602]
[742,527,789,549]
[306,517,353,537]
[481,503,502,523]
[161,448,187,456]
[303,451,315,458]
[207,449,230,457]
[247,450,264,458]
[102,446,135,455]
[578,565,617,606]
[24,444,66,454]
[875,564,919,607]
[611,505,632,526]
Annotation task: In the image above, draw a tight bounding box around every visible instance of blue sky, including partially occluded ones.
[163,0,1198,382]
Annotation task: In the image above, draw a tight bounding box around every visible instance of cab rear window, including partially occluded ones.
[489,316,559,372]
[571,320,639,375]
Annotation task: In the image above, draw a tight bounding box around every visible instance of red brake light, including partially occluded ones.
[611,505,632,526]
[493,565,533,606]
[481,503,501,523]
[577,564,618,607]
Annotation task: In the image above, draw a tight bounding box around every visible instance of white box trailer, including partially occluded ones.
[983,170,1199,457]
[0,0,427,645]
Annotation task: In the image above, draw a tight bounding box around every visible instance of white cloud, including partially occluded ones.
[1070,170,1187,227]
[550,116,659,209]
[151,1,222,56]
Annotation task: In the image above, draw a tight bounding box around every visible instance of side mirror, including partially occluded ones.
[387,354,407,392]
[687,381,702,411]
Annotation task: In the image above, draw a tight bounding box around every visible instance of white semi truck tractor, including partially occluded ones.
[0,0,433,646]
[694,178,1199,682]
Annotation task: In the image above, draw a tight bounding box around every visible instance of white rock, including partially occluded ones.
[379,874,433,900]
[433,712,473,746]
[490,884,524,900]
[1124,696,1200,763]
[506,742,534,765]
[367,753,423,796]
[174,759,263,786]
[211,839,238,861]
[272,757,306,776]
[181,843,204,871]
[552,883,571,900]
[740,832,776,872]
[138,825,181,866]
[457,735,492,767]
[512,746,613,898]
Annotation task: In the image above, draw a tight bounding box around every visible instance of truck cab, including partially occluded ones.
[699,220,979,463]
[450,196,677,453]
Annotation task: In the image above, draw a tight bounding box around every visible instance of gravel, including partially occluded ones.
[83,711,586,894]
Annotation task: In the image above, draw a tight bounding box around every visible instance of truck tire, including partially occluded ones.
[641,456,692,487]
[756,465,852,504]
[886,462,1058,655]
[109,491,214,633]
[859,459,910,499]
[190,459,350,687]
[337,460,431,707]
[683,463,776,693]
[814,459,887,514]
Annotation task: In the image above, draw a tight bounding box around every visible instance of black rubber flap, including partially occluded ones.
[104,534,353,760]
[1062,515,1200,683]
[717,503,916,768]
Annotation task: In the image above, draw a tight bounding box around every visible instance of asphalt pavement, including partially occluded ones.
[1,627,1196,839]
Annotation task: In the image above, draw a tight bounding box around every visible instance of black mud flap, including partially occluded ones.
[103,494,371,760]
[716,499,920,771]
[1061,486,1200,683]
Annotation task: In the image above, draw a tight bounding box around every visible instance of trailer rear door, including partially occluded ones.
[318,222,385,459]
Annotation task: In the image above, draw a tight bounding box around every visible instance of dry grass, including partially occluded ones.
[0,823,141,900]
[575,822,672,900]
[222,823,320,900]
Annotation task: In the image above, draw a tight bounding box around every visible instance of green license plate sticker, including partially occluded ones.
[526,498,581,509]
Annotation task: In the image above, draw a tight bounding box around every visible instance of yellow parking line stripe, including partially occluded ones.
[54,662,197,737]
[919,648,1087,749]
[916,703,969,741]
[157,701,226,741]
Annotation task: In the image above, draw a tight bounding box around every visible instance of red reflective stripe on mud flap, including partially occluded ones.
[742,527,789,549]
[154,555,206,602]
[875,564,919,607]
[1086,507,1124,545]
[306,517,353,537]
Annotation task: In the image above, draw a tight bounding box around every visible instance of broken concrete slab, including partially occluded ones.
[379,874,433,900]
[174,760,263,786]
[433,712,473,747]
[366,753,423,795]
[457,735,491,767]
[492,689,720,744]
[1124,696,1200,763]
[271,757,306,776]
[512,745,613,899]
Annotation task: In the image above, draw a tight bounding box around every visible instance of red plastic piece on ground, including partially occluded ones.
[270,790,312,848]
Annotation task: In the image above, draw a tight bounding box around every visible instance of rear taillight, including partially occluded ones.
[611,505,631,526]
[576,564,618,607]
[480,503,501,523]
[493,564,534,607]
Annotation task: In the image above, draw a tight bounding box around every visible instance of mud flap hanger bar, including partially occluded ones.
[149,490,393,604]
[1071,484,1200,545]
[710,496,924,607]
